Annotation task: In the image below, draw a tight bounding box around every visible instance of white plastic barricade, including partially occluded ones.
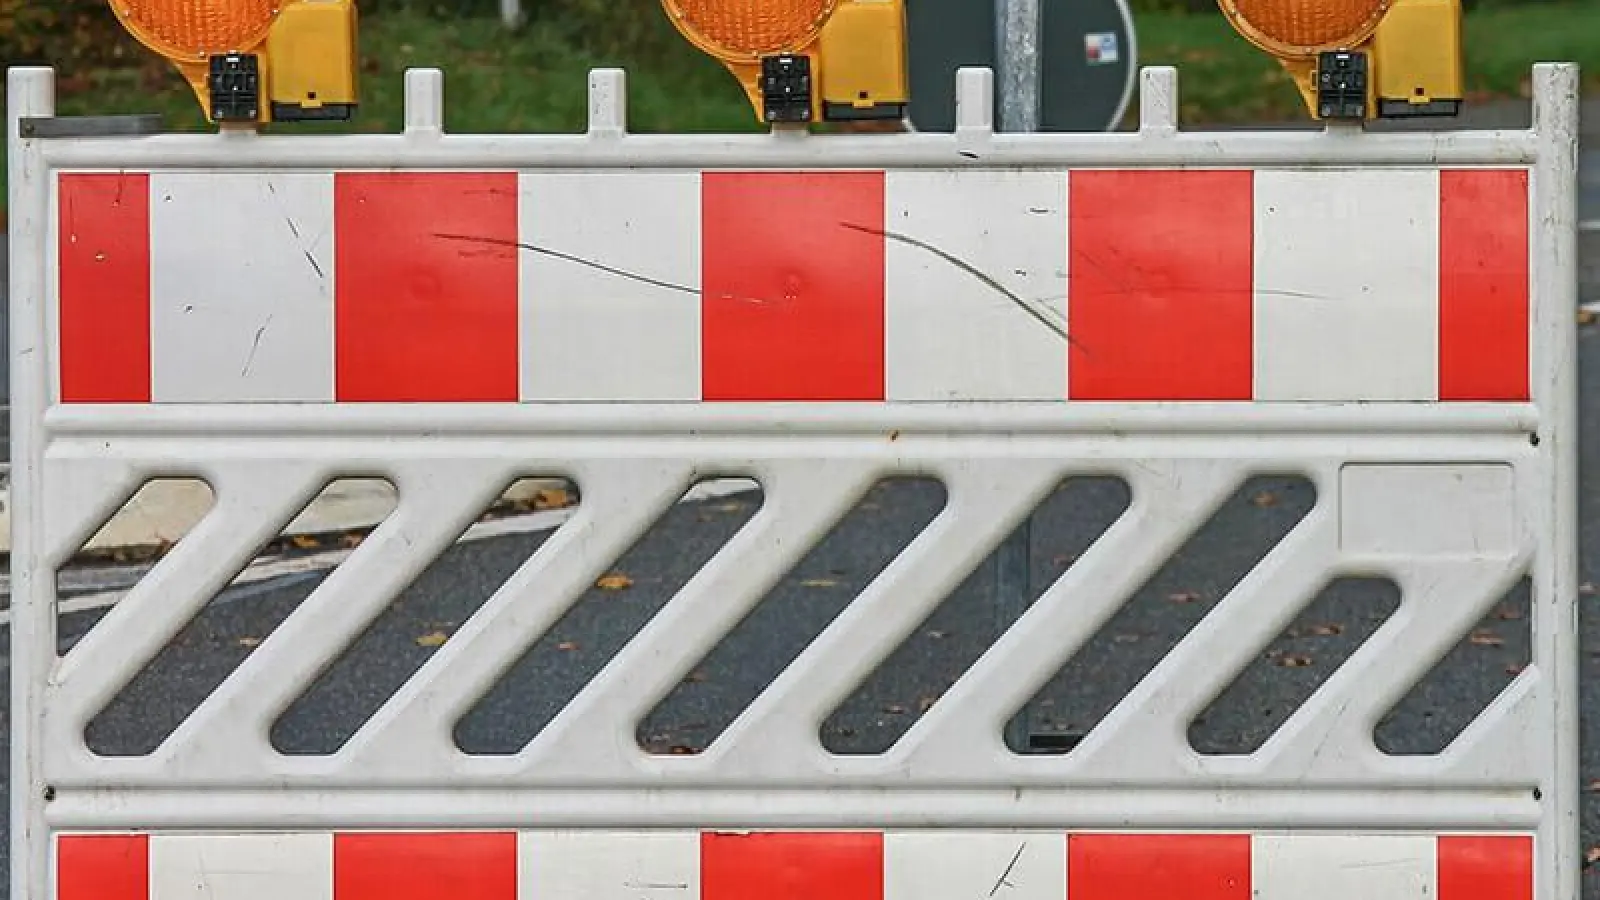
[7,61,1582,899]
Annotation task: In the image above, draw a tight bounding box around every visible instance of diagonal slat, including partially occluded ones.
[702,462,1064,778]
[154,462,515,777]
[515,459,882,781]
[1253,556,1534,780]
[335,459,699,777]
[1061,506,1338,778]
[890,461,1246,775]
[49,464,330,755]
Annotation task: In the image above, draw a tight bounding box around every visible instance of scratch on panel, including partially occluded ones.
[837,221,1079,349]
[989,843,1027,896]
[621,881,691,890]
[241,313,275,378]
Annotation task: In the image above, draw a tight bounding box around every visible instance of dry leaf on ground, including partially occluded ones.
[596,573,633,591]
[1168,591,1202,604]
[1276,655,1313,668]
[1469,631,1505,647]
[801,578,839,588]
[1251,491,1278,508]
[557,641,579,652]
[1307,624,1344,636]
[415,631,448,648]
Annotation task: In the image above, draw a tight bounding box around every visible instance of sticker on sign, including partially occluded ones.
[1085,32,1120,65]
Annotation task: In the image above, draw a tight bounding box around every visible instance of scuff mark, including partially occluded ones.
[434,232,701,298]
[838,221,1079,348]
[621,881,691,890]
[304,250,325,279]
[990,843,1027,896]
[241,313,274,378]
[284,216,303,241]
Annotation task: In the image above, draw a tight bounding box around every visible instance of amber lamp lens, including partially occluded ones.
[114,0,281,59]
[665,0,835,58]
[1223,0,1387,54]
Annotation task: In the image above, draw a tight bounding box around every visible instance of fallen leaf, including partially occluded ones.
[1469,630,1505,647]
[1587,846,1600,867]
[1506,663,1526,675]
[236,636,261,648]
[668,744,697,755]
[289,534,321,550]
[533,487,574,510]
[918,696,937,712]
[557,641,579,651]
[883,704,907,715]
[714,502,744,513]
[339,531,365,549]
[415,631,448,648]
[1307,623,1345,636]
[1579,308,1598,326]
[888,429,902,442]
[1587,779,1600,792]
[684,670,708,683]
[800,578,839,588]
[596,573,633,591]
[1494,605,1525,621]
[1251,491,1278,508]
[1276,655,1313,668]
[1168,591,1202,604]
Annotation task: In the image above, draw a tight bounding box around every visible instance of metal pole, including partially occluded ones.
[995,0,1039,753]
[996,0,1041,133]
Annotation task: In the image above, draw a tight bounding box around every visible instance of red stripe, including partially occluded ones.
[701,172,886,401]
[334,172,520,402]
[1439,169,1530,401]
[58,834,148,900]
[58,173,151,403]
[1067,170,1254,401]
[333,832,517,899]
[702,831,884,900]
[1068,833,1251,899]
[1437,835,1533,900]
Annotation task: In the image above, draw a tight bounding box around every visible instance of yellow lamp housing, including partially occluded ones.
[661,0,909,126]
[108,0,359,126]
[1217,0,1463,122]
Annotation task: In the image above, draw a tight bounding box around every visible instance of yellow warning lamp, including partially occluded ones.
[1217,0,1464,121]
[660,0,909,125]
[108,0,360,125]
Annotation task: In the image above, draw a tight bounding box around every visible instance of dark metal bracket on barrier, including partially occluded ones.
[17,115,165,139]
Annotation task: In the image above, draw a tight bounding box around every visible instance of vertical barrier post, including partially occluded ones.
[9,65,56,900]
[1530,60,1582,900]
[995,0,1040,752]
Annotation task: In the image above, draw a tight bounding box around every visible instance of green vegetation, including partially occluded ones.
[2,0,1599,217]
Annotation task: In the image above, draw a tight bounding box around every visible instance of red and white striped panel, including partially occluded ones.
[53,167,1530,405]
[56,830,1531,899]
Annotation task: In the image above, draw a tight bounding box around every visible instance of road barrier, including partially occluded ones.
[7,61,1581,899]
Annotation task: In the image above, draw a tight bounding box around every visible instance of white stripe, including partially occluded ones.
[149,172,335,403]
[150,833,332,900]
[885,831,1066,900]
[1252,169,1441,401]
[520,172,702,401]
[518,830,701,899]
[885,170,1068,401]
[1251,834,1435,900]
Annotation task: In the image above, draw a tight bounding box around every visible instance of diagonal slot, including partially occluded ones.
[452,478,763,756]
[819,476,1128,755]
[55,477,216,656]
[82,477,399,757]
[1013,474,1317,755]
[636,476,945,756]
[1374,574,1532,755]
[271,477,581,755]
[1189,576,1401,755]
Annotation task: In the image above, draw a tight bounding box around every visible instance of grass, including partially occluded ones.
[3,1,1599,216]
